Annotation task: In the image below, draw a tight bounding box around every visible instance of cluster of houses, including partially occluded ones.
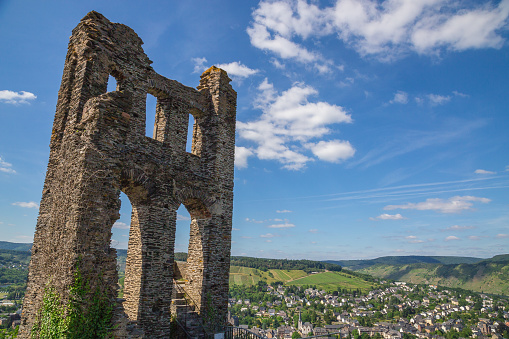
[229,282,509,339]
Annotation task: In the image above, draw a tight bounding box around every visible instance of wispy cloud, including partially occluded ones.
[0,90,37,104]
[276,210,292,213]
[308,229,318,233]
[445,236,460,241]
[245,218,264,224]
[113,221,130,229]
[385,195,490,214]
[192,57,208,73]
[405,235,424,244]
[349,119,486,169]
[389,91,408,104]
[215,61,259,79]
[475,169,496,175]
[268,221,295,228]
[370,213,405,221]
[177,214,190,221]
[496,233,509,238]
[444,225,475,231]
[427,94,451,105]
[260,233,279,238]
[0,156,16,174]
[12,201,39,209]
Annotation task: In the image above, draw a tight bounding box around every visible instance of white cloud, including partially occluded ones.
[475,169,496,175]
[260,233,278,238]
[468,235,481,240]
[445,225,475,231]
[0,157,16,174]
[0,90,37,104]
[271,59,285,69]
[268,222,295,228]
[370,213,406,220]
[276,210,292,213]
[308,229,318,233]
[245,218,264,224]
[192,57,208,73]
[305,140,355,163]
[390,91,408,104]
[428,94,451,105]
[12,201,39,209]
[453,91,469,97]
[496,233,509,238]
[237,78,353,170]
[232,228,240,231]
[248,0,509,61]
[177,214,190,221]
[113,221,130,229]
[404,236,424,243]
[384,195,491,213]
[215,61,259,78]
[235,146,254,169]
[247,1,336,72]
[445,236,460,241]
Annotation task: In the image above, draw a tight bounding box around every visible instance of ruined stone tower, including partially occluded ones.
[20,11,236,338]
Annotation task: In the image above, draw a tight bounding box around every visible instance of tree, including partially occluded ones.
[292,332,302,339]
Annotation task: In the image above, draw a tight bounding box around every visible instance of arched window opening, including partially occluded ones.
[107,74,118,92]
[111,191,132,298]
[145,93,157,138]
[186,114,195,153]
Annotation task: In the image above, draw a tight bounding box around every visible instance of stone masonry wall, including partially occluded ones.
[20,11,236,338]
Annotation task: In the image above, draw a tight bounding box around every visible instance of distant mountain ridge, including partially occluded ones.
[324,255,483,270]
[356,255,509,296]
[0,241,507,295]
[0,241,32,252]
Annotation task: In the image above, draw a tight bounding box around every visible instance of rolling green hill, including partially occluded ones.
[0,241,32,252]
[286,271,375,291]
[229,265,376,292]
[358,255,509,295]
[325,255,483,270]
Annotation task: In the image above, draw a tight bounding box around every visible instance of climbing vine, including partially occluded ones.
[31,263,114,338]
[202,292,220,333]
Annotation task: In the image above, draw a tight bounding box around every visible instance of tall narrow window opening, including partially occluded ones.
[111,191,132,298]
[186,114,195,153]
[145,93,157,138]
[175,205,191,259]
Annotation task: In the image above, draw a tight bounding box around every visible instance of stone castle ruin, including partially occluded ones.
[20,11,236,338]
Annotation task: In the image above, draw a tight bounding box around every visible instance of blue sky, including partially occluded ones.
[1,0,508,260]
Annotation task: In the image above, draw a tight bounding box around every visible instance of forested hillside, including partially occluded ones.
[359,255,509,295]
[325,255,482,270]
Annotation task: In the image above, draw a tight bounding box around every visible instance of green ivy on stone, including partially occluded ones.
[31,263,114,338]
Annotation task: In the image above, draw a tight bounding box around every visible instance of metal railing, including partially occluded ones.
[222,326,266,339]
[220,327,341,339]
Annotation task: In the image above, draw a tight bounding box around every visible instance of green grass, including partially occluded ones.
[229,266,375,292]
[287,271,374,292]
[229,266,310,287]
